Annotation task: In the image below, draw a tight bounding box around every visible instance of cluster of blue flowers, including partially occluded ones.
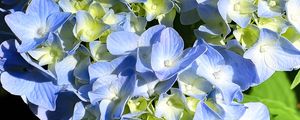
[1,0,300,119]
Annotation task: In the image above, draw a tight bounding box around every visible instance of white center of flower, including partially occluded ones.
[184,84,193,92]
[260,45,268,53]
[164,60,174,67]
[151,5,157,10]
[212,70,222,80]
[111,94,119,101]
[268,0,277,7]
[36,27,47,38]
[166,100,173,106]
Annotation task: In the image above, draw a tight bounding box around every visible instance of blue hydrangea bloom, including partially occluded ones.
[195,40,243,104]
[0,0,280,119]
[107,25,207,80]
[4,0,71,52]
[88,55,136,120]
[244,28,300,83]
[151,27,207,80]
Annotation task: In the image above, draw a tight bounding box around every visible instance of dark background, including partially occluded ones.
[0,88,38,119]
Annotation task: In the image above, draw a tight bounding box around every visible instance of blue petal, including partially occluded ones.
[270,35,300,70]
[88,62,115,83]
[99,94,132,120]
[26,82,60,111]
[257,0,281,18]
[154,45,206,80]
[92,68,136,120]
[154,75,177,95]
[88,55,136,82]
[55,55,77,85]
[4,12,39,41]
[243,47,275,83]
[0,40,29,69]
[29,92,80,120]
[218,0,252,28]
[133,72,158,97]
[89,68,136,104]
[1,72,35,95]
[4,12,46,52]
[151,28,206,80]
[217,0,230,23]
[18,37,47,53]
[118,69,137,98]
[99,99,114,120]
[74,56,90,81]
[195,40,225,78]
[26,0,60,20]
[76,84,92,101]
[240,102,270,120]
[217,101,246,119]
[134,71,178,97]
[244,28,300,83]
[151,28,184,65]
[72,102,86,120]
[110,97,129,119]
[195,41,242,103]
[215,79,243,103]
[136,25,165,73]
[193,102,221,120]
[58,0,79,13]
[139,25,166,47]
[47,33,63,50]
[46,12,71,32]
[107,31,139,55]
[89,84,113,104]
[215,47,260,90]
[0,40,59,110]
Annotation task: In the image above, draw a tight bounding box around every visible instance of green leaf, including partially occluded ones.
[291,70,300,89]
[244,72,300,120]
[249,72,297,109]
